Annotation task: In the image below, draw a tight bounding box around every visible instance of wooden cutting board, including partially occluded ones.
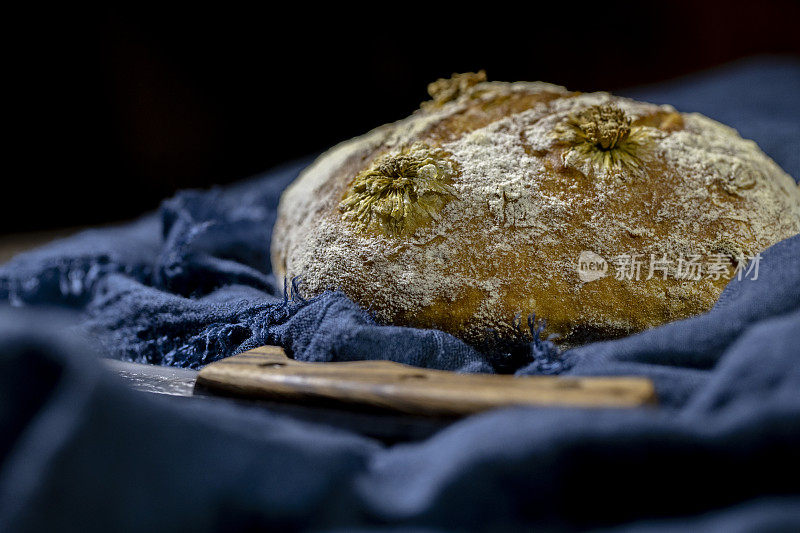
[194,345,657,416]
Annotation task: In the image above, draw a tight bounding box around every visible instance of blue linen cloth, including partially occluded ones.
[1,57,799,531]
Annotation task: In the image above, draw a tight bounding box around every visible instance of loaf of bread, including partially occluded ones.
[271,72,800,346]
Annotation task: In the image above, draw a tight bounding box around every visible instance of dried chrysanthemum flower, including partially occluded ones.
[424,71,487,107]
[340,143,457,236]
[553,104,653,176]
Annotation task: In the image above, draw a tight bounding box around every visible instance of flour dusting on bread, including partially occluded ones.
[272,77,800,346]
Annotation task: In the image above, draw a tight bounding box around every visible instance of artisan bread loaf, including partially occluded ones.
[272,72,800,346]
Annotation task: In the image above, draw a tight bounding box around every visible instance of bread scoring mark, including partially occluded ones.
[552,104,654,177]
[339,142,458,236]
[708,239,752,266]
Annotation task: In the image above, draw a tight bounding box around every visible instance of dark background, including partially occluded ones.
[8,2,800,234]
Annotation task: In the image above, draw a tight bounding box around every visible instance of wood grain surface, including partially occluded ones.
[195,345,657,416]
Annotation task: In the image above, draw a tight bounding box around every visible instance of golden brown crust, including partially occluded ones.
[271,76,800,347]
